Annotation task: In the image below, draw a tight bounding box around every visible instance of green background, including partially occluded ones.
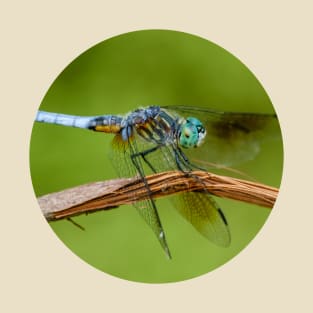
[30,30,283,283]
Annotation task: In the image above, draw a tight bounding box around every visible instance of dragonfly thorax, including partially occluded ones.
[178,117,206,148]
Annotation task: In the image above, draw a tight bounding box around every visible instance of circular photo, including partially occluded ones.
[30,29,283,283]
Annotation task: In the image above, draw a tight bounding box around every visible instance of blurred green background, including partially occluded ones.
[29,30,283,283]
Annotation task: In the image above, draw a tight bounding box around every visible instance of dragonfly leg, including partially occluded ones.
[130,144,164,173]
[176,146,207,171]
[172,146,194,172]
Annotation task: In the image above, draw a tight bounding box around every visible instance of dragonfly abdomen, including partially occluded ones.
[35,111,123,134]
[35,111,98,129]
[90,115,123,134]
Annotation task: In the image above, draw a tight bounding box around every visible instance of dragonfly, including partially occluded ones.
[35,105,280,258]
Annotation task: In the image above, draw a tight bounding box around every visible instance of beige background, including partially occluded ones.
[1,1,312,312]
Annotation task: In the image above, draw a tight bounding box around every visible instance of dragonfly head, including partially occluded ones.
[178,117,206,148]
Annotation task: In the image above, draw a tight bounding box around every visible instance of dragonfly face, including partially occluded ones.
[178,117,206,148]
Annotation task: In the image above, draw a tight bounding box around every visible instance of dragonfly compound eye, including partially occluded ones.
[179,117,206,148]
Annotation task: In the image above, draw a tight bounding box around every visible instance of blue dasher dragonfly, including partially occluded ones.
[35,105,280,258]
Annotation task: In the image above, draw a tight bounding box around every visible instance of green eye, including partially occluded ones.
[179,117,206,148]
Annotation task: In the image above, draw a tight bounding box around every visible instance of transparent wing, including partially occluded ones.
[110,134,171,258]
[172,191,231,247]
[164,105,281,167]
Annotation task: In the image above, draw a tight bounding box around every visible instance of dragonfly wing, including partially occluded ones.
[111,134,171,258]
[172,191,231,247]
[164,106,281,167]
[135,198,171,258]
